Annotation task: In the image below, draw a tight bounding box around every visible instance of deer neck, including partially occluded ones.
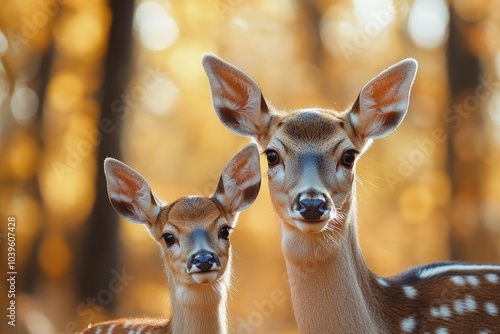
[168,273,229,334]
[281,201,386,334]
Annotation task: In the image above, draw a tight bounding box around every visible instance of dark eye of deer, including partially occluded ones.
[342,150,357,168]
[220,226,232,240]
[162,233,176,247]
[265,149,280,166]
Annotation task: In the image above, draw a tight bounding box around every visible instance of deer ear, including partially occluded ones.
[104,158,163,227]
[349,58,417,142]
[212,144,261,216]
[202,54,272,143]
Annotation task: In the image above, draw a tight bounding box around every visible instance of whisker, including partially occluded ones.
[356,173,379,189]
[322,204,348,247]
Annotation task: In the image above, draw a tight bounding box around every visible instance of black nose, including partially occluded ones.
[189,251,220,272]
[297,195,328,221]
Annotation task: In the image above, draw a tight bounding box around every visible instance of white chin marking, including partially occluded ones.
[293,220,328,233]
[191,271,219,284]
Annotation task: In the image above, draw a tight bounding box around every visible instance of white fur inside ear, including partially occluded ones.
[219,168,259,212]
[360,87,408,115]
[349,111,361,128]
[135,183,161,221]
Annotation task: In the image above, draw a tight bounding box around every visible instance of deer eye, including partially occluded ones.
[219,226,232,240]
[265,149,280,166]
[162,233,176,247]
[341,150,358,169]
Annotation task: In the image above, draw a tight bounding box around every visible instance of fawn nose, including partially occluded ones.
[189,251,220,272]
[296,192,329,221]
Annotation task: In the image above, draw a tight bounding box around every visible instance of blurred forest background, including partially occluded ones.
[1,0,500,333]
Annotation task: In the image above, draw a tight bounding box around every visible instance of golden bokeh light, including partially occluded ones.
[40,152,96,225]
[47,71,86,112]
[54,6,111,59]
[6,131,39,181]
[38,232,72,279]
[399,184,434,222]
[2,0,500,332]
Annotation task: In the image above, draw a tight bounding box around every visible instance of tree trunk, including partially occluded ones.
[78,0,135,308]
[446,6,495,263]
[22,42,55,293]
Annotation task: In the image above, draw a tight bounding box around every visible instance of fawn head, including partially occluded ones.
[104,144,261,286]
[203,55,417,235]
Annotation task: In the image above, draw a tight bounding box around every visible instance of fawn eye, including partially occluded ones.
[265,149,280,166]
[341,150,358,168]
[162,233,176,247]
[219,226,232,240]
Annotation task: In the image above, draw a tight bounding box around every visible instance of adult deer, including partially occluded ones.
[202,54,500,334]
[81,144,261,334]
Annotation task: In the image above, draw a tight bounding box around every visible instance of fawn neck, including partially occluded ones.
[281,192,386,334]
[168,267,230,334]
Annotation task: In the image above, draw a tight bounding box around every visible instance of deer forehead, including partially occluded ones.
[271,109,354,153]
[162,196,223,233]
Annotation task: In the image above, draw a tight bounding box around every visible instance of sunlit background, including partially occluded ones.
[1,0,500,333]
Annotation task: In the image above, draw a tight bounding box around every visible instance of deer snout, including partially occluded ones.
[188,250,221,273]
[295,192,330,221]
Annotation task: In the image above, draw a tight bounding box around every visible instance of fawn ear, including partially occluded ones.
[202,54,272,143]
[104,158,163,227]
[349,58,417,142]
[212,144,261,216]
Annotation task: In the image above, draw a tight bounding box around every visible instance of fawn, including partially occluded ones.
[81,143,261,334]
[202,54,500,334]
